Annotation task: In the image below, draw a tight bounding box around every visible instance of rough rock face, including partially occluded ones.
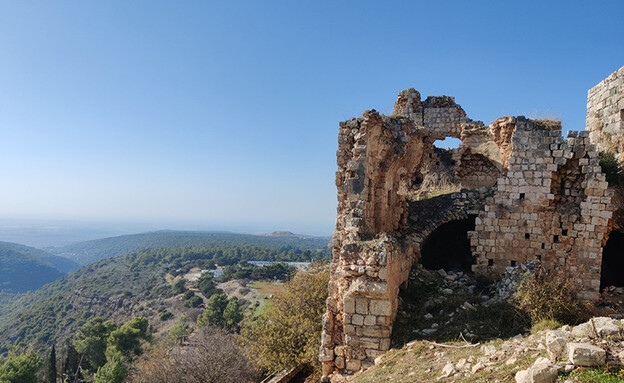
[322,71,622,377]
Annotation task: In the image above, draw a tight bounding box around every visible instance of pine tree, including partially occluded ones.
[48,345,57,383]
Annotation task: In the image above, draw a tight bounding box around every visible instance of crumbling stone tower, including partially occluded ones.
[587,65,624,162]
[322,65,623,378]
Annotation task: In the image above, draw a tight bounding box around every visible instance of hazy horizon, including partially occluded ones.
[0,217,333,248]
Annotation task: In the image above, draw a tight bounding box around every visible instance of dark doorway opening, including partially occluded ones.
[420,216,476,272]
[601,231,624,290]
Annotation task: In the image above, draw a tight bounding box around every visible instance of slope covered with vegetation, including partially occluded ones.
[0,236,331,355]
[46,231,331,265]
[0,241,79,293]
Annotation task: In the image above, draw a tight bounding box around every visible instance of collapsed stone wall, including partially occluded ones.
[587,65,624,162]
[470,120,613,301]
[322,91,514,376]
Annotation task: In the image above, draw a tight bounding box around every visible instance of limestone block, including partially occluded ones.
[363,315,376,326]
[379,338,391,351]
[345,359,361,371]
[319,347,334,362]
[567,342,606,366]
[590,317,623,339]
[334,356,345,369]
[344,297,355,314]
[370,299,392,316]
[355,298,369,315]
[545,330,568,359]
[351,314,364,325]
[361,326,390,338]
[359,337,379,349]
[571,322,594,338]
[515,361,558,383]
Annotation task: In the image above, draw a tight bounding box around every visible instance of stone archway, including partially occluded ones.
[601,231,624,290]
[419,216,477,272]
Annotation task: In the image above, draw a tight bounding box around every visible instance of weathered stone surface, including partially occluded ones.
[587,65,624,162]
[571,322,593,338]
[369,300,392,316]
[591,317,623,338]
[515,360,558,383]
[567,342,606,366]
[440,363,456,378]
[545,330,568,359]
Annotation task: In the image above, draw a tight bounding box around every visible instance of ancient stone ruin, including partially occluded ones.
[321,65,624,377]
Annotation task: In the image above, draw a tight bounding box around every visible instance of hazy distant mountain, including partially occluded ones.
[46,230,331,266]
[0,241,79,293]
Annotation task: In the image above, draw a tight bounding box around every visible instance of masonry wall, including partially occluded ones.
[587,65,624,162]
[470,119,613,300]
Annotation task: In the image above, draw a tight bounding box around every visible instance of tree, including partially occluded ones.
[48,345,57,383]
[241,262,330,372]
[0,351,42,383]
[72,317,117,370]
[171,278,186,294]
[196,273,220,298]
[93,348,126,383]
[599,151,623,186]
[222,298,243,329]
[62,341,83,383]
[168,315,189,345]
[196,293,228,327]
[107,317,149,357]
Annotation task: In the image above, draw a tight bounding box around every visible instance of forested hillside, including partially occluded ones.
[0,236,332,354]
[0,241,79,293]
[47,231,331,265]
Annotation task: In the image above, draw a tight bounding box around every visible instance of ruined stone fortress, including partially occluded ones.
[320,65,624,376]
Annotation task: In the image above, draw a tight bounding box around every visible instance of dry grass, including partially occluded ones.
[350,337,547,383]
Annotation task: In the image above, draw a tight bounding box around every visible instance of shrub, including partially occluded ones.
[167,315,189,345]
[129,327,257,383]
[240,262,330,373]
[514,271,590,326]
[183,290,195,300]
[599,152,623,186]
[171,279,186,294]
[184,295,203,308]
[159,311,173,321]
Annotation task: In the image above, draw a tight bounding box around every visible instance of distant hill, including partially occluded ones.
[46,230,331,265]
[0,241,79,293]
[0,233,332,353]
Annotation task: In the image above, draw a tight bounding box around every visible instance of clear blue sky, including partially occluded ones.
[0,1,622,236]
